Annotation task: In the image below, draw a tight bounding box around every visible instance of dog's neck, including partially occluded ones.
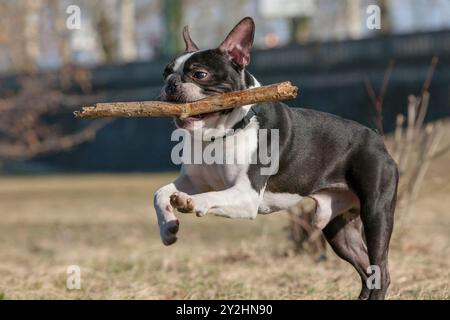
[198,71,260,142]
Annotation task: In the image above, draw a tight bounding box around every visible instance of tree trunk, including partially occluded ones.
[162,0,183,56]
[119,0,137,62]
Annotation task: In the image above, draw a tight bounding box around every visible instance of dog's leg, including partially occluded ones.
[154,175,194,245]
[308,189,360,230]
[359,193,397,299]
[323,215,371,300]
[170,183,260,219]
[292,191,371,298]
[353,158,398,300]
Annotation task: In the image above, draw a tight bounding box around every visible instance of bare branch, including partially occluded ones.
[415,56,439,123]
[0,69,109,164]
[379,59,395,106]
[364,60,395,135]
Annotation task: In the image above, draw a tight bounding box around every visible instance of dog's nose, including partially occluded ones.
[166,81,177,95]
[165,76,181,95]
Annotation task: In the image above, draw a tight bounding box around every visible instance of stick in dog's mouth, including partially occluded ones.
[73,82,298,119]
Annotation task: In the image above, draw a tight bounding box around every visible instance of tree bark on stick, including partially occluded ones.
[74,81,298,119]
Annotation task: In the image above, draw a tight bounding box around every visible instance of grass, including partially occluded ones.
[0,170,448,299]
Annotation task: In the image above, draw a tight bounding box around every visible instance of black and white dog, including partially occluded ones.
[154,17,398,300]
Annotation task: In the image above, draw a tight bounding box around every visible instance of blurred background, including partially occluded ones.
[0,0,449,172]
[0,0,449,299]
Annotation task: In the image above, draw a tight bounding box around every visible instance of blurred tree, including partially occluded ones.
[23,0,41,71]
[49,0,72,67]
[0,0,42,73]
[84,0,138,63]
[378,0,392,35]
[162,0,183,55]
[289,17,311,44]
[119,0,137,62]
[92,6,118,62]
[347,0,362,39]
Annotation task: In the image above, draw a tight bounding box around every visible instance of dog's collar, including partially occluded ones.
[209,106,257,142]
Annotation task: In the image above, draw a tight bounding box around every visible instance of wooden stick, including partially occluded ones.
[74,81,297,119]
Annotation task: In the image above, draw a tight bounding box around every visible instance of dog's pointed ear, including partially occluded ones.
[218,17,255,68]
[182,25,199,52]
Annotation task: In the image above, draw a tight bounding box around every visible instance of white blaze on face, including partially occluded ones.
[172,52,195,73]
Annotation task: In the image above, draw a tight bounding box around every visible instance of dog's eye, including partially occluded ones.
[192,71,208,80]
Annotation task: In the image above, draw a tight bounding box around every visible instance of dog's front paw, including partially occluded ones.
[170,192,194,213]
[170,192,208,217]
[161,219,179,246]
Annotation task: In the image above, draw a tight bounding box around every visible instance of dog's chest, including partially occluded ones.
[184,120,259,190]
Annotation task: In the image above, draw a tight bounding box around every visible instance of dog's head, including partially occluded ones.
[160,17,257,132]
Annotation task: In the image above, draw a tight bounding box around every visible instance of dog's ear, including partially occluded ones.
[182,25,199,52]
[218,17,255,68]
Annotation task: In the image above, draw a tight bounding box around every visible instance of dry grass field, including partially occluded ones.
[0,151,449,299]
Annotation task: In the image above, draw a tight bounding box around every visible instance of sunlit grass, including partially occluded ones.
[0,173,448,299]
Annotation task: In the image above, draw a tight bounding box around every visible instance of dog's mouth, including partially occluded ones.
[162,93,229,128]
[174,112,218,128]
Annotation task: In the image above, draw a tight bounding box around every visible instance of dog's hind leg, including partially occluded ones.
[359,182,397,299]
[323,214,371,299]
[351,153,398,300]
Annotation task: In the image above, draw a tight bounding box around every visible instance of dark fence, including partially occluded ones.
[2,30,450,172]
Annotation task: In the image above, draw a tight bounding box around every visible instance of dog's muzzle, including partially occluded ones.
[165,77,180,96]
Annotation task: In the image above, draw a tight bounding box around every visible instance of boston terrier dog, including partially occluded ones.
[154,17,398,300]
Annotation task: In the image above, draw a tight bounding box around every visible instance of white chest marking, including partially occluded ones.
[183,119,259,191]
